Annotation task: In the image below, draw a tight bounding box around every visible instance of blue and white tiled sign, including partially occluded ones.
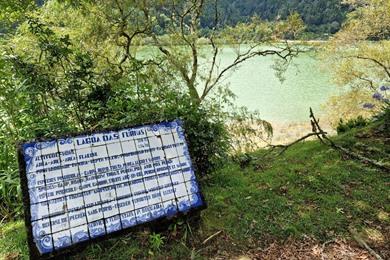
[21,120,204,255]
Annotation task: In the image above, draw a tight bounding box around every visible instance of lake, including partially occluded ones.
[216,47,343,123]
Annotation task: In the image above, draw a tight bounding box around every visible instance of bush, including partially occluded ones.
[336,116,369,134]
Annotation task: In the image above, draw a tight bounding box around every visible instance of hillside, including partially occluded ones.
[1,119,388,259]
[201,0,348,37]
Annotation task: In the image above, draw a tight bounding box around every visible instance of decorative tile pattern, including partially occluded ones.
[21,120,204,256]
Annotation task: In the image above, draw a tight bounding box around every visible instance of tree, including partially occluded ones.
[77,0,304,105]
[322,0,390,125]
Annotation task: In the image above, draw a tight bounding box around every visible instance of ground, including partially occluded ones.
[0,121,389,259]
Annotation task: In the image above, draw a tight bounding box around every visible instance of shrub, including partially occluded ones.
[336,116,369,134]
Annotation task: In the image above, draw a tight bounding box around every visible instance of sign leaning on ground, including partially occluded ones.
[18,120,206,259]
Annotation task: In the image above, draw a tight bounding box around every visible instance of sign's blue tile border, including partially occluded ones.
[17,119,207,260]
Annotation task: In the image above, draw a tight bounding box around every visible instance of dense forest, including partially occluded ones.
[201,0,348,37]
[1,0,348,38]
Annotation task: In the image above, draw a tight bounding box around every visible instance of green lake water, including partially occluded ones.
[139,45,343,123]
[217,48,342,123]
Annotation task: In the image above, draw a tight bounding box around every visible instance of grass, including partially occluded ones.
[0,124,389,259]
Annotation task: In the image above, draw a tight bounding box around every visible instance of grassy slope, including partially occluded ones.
[1,124,389,259]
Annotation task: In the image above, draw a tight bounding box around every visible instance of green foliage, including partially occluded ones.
[0,15,232,218]
[201,0,347,38]
[148,233,165,254]
[336,116,369,134]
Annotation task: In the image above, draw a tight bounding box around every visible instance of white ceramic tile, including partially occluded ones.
[178,156,192,169]
[59,148,77,166]
[105,215,121,233]
[163,146,178,159]
[185,181,199,195]
[183,168,196,182]
[80,175,97,192]
[189,193,203,208]
[103,131,120,144]
[68,209,87,228]
[130,179,146,195]
[74,135,94,149]
[117,196,134,214]
[127,166,143,180]
[177,195,191,212]
[48,197,67,216]
[148,189,162,205]
[138,150,152,164]
[46,182,65,201]
[50,213,69,233]
[115,182,131,199]
[63,178,81,196]
[119,128,136,142]
[32,218,52,238]
[70,224,89,244]
[91,145,108,159]
[106,142,122,157]
[120,140,136,154]
[148,136,162,149]
[141,163,155,177]
[94,158,110,174]
[132,193,149,209]
[158,122,174,135]
[144,176,159,193]
[120,211,137,228]
[109,155,125,171]
[99,185,116,202]
[30,201,49,221]
[79,162,95,177]
[157,173,173,189]
[61,164,80,181]
[163,200,178,216]
[38,140,59,155]
[96,173,109,188]
[33,234,53,254]
[149,203,165,219]
[160,185,176,201]
[90,132,105,147]
[106,170,122,186]
[52,230,72,250]
[44,168,63,185]
[161,133,175,146]
[29,186,47,204]
[134,137,150,151]
[88,220,105,238]
[153,160,169,175]
[145,124,160,137]
[172,130,185,143]
[151,147,165,160]
[170,170,185,184]
[27,170,45,189]
[86,205,103,222]
[102,200,119,218]
[175,142,189,158]
[57,138,75,153]
[23,143,44,174]
[173,182,188,198]
[42,153,61,171]
[82,189,100,207]
[76,147,94,163]
[66,193,85,211]
[135,207,151,223]
[167,157,180,171]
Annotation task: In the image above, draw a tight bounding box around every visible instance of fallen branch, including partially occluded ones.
[350,228,384,260]
[270,108,390,172]
[202,230,223,245]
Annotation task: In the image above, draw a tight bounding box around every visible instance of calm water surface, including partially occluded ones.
[217,47,342,123]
